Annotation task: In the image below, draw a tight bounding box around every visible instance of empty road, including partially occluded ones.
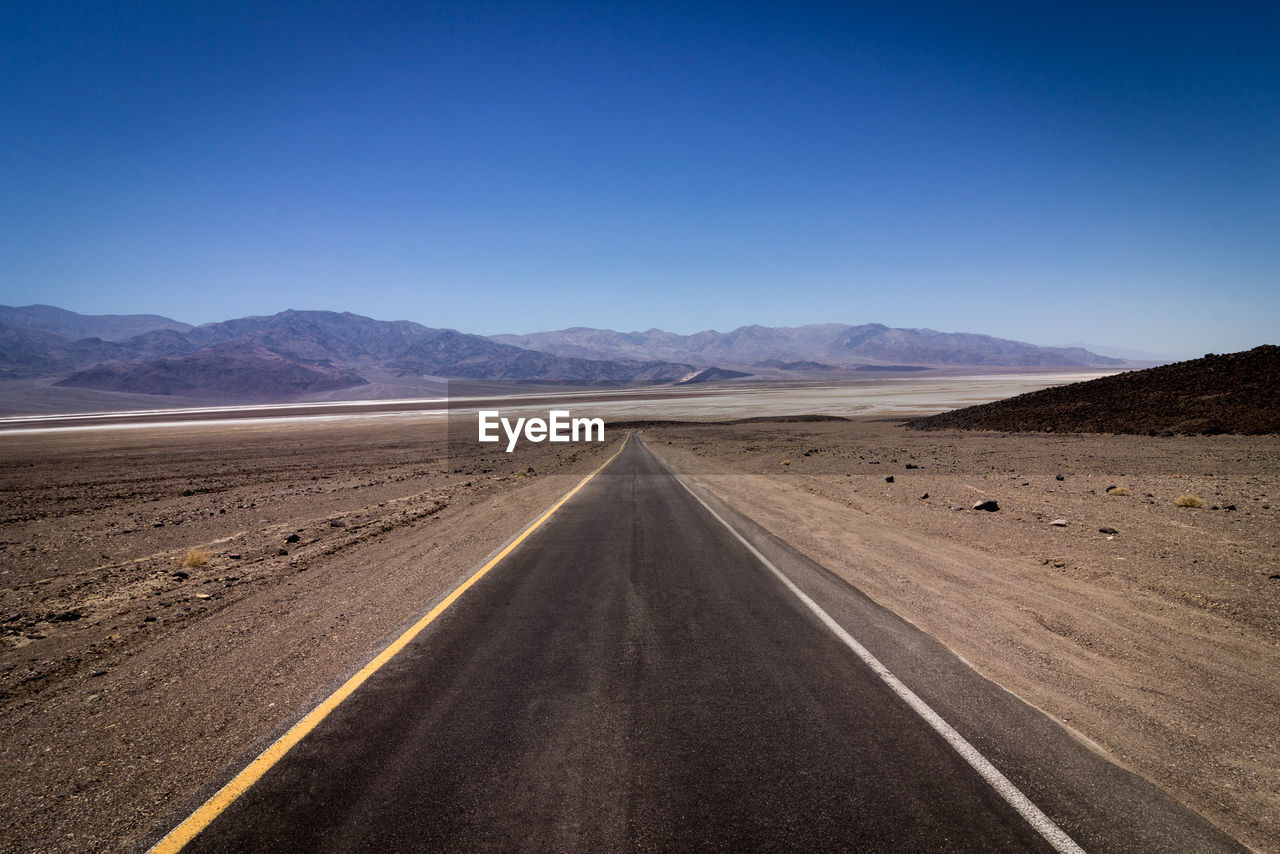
[154,435,1243,852]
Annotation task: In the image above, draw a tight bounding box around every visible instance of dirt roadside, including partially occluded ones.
[641,419,1279,852]
[0,418,619,853]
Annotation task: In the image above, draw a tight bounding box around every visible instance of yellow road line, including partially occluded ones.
[149,434,630,853]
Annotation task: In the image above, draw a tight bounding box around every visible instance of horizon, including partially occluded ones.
[3,2,1277,357]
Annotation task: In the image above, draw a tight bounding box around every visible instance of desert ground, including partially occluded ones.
[0,384,1276,851]
[642,419,1279,851]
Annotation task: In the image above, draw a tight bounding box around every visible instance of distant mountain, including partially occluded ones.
[0,306,1132,406]
[0,304,191,341]
[907,346,1280,435]
[491,323,1123,368]
[1053,342,1175,362]
[57,343,369,397]
[6,308,696,399]
[752,359,838,371]
[674,367,751,385]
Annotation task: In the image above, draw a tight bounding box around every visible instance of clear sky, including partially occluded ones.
[2,1,1277,357]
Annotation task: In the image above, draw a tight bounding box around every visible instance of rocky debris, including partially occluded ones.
[973,500,1000,512]
[277,548,289,556]
[1056,474,1065,481]
[50,609,83,622]
[284,533,301,544]
[171,571,189,580]
[328,519,346,528]
[1050,519,1068,527]
[88,669,106,678]
[1099,527,1119,535]
[950,505,965,511]
[905,463,919,469]
[228,553,242,560]
[884,476,894,483]
[920,493,929,500]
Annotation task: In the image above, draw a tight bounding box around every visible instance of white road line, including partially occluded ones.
[672,473,1087,854]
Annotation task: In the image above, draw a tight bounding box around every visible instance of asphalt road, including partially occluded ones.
[165,435,1245,852]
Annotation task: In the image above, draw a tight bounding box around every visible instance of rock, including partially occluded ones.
[195,593,212,600]
[1224,504,1236,511]
[951,505,965,511]
[171,571,189,580]
[228,553,242,560]
[153,521,164,528]
[143,616,157,622]
[277,548,289,556]
[1270,574,1280,580]
[884,476,894,483]
[1098,527,1118,535]
[1055,474,1065,481]
[973,500,999,512]
[52,609,84,622]
[284,533,301,543]
[1050,519,1068,526]
[89,669,107,678]
[905,463,919,469]
[920,493,929,500]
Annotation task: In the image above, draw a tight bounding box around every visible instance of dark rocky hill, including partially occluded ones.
[907,346,1280,435]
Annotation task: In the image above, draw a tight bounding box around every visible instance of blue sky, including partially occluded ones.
[2,1,1277,357]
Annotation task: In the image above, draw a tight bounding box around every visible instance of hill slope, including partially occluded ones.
[906,346,1279,435]
[55,343,369,397]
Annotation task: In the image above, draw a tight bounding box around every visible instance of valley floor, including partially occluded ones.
[0,415,1275,851]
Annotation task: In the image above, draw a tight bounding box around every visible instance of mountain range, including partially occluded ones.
[491,325,1123,369]
[0,305,1124,402]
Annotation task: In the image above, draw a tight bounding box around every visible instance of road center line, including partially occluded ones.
[670,466,1087,854]
[148,435,630,853]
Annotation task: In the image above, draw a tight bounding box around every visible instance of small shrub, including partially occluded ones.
[1105,486,1131,496]
[182,548,211,568]
[1174,494,1205,508]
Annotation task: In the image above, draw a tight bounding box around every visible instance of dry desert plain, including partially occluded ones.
[0,383,1276,852]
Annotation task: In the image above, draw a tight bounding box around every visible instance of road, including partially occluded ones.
[155,435,1244,852]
